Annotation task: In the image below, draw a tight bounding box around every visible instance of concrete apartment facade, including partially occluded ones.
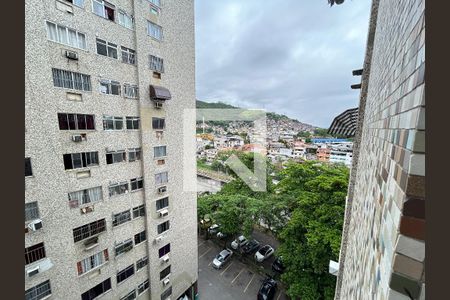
[25,1,197,300]
[335,0,425,299]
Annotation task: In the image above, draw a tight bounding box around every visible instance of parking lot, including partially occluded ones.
[198,236,288,300]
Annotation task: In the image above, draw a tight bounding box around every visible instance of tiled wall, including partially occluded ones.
[335,0,425,299]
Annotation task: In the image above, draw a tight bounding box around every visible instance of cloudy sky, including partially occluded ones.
[195,0,371,128]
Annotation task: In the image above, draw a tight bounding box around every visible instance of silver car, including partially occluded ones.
[212,249,233,269]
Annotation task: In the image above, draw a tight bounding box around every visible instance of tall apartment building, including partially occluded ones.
[334,0,425,299]
[25,1,197,300]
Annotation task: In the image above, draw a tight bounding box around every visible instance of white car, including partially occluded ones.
[212,249,233,269]
[255,245,274,262]
[231,235,249,250]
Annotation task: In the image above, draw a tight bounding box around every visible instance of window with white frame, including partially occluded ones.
[123,84,138,99]
[125,117,140,130]
[154,146,167,158]
[103,116,123,130]
[137,279,149,295]
[117,264,135,284]
[115,239,133,257]
[109,181,129,197]
[152,117,165,130]
[72,0,84,8]
[52,68,92,91]
[147,21,163,40]
[121,46,136,64]
[136,256,148,270]
[68,186,103,208]
[155,171,168,185]
[25,202,40,221]
[132,204,145,218]
[92,0,115,21]
[106,150,126,164]
[100,79,121,95]
[25,280,52,300]
[128,148,141,162]
[120,290,136,300]
[46,21,86,49]
[96,38,118,59]
[156,197,168,211]
[134,230,146,245]
[77,249,109,275]
[118,10,134,29]
[58,113,95,130]
[149,55,164,73]
[112,210,131,227]
[63,152,99,170]
[131,177,144,191]
[159,265,171,280]
[157,220,170,234]
[158,243,170,258]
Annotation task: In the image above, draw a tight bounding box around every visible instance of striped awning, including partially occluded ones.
[328,107,359,137]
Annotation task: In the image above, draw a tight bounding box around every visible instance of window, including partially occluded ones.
[157,220,170,234]
[73,219,106,243]
[147,0,161,7]
[92,0,115,21]
[58,113,95,130]
[77,249,109,275]
[149,55,164,73]
[100,79,121,95]
[156,197,169,211]
[73,0,84,8]
[154,146,167,158]
[147,21,163,40]
[121,46,136,64]
[115,239,133,257]
[128,148,141,162]
[160,265,171,280]
[158,243,170,258]
[63,152,99,170]
[108,181,129,197]
[136,256,148,270]
[155,171,168,185]
[134,230,146,245]
[152,117,165,129]
[46,21,86,49]
[161,287,172,300]
[68,186,103,207]
[25,280,52,300]
[25,202,40,221]
[106,150,126,164]
[52,68,91,91]
[131,177,144,191]
[118,10,134,29]
[25,157,33,177]
[81,278,111,300]
[124,84,139,98]
[112,210,131,227]
[150,5,159,16]
[117,264,135,284]
[133,205,145,218]
[126,117,140,130]
[96,38,117,59]
[120,290,136,300]
[138,279,149,295]
[25,242,46,265]
[103,116,123,130]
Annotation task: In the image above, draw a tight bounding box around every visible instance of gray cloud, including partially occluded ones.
[195,0,371,128]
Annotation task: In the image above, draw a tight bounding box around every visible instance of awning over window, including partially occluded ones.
[328,107,359,137]
[150,85,171,101]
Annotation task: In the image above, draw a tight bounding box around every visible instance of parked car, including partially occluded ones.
[241,239,260,254]
[208,224,226,239]
[231,235,249,250]
[257,278,277,300]
[255,245,275,262]
[271,256,285,273]
[212,249,233,269]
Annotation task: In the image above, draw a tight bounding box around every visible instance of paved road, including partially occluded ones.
[198,236,288,300]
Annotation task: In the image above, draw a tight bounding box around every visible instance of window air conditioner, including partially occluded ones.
[161,254,169,263]
[72,134,83,142]
[27,219,43,231]
[154,101,163,109]
[157,186,167,194]
[154,236,163,243]
[65,50,79,60]
[27,266,40,277]
[162,278,170,286]
[159,208,169,217]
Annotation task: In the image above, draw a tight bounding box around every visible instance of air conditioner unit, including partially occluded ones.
[161,254,169,263]
[157,186,167,194]
[162,278,170,286]
[159,209,169,217]
[27,266,40,277]
[72,134,83,142]
[155,236,163,243]
[81,206,94,214]
[65,50,79,60]
[154,101,163,109]
[27,219,43,231]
